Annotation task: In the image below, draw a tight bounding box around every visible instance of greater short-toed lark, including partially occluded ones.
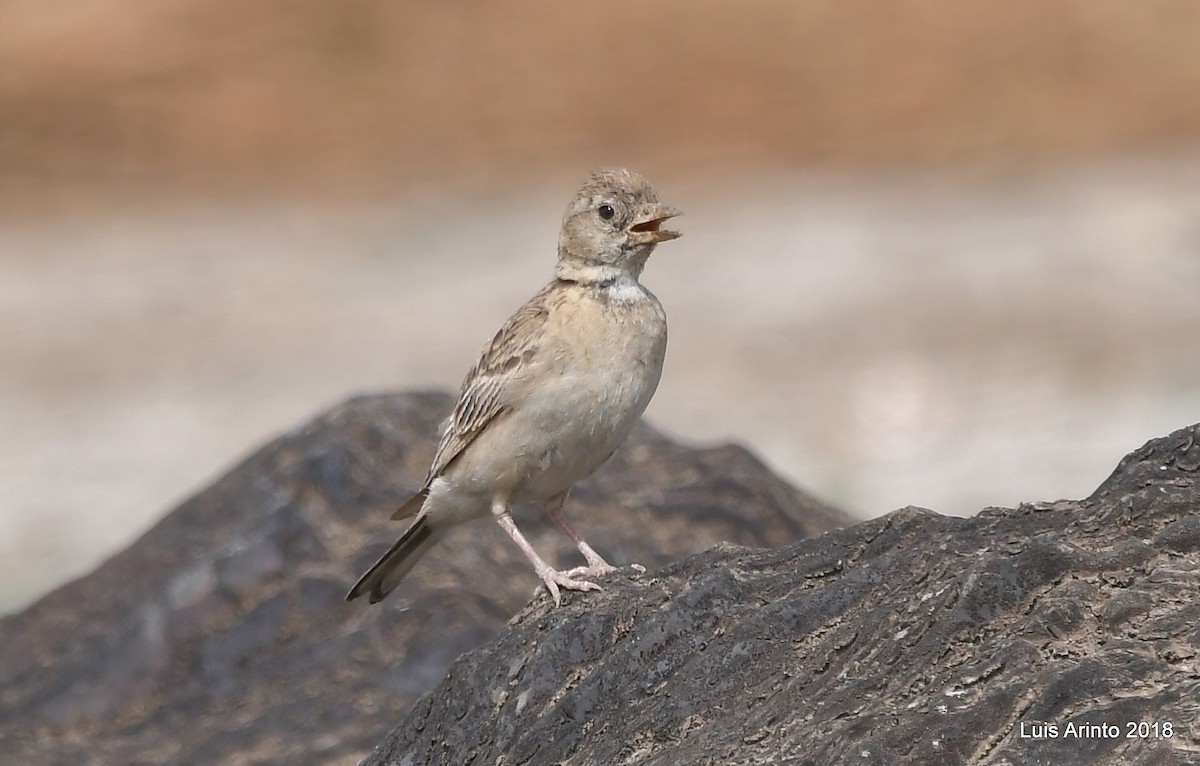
[347,167,681,606]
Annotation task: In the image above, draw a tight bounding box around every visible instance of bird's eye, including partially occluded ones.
[597,204,615,221]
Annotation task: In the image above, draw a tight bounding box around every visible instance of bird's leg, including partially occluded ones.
[492,499,601,607]
[545,490,619,579]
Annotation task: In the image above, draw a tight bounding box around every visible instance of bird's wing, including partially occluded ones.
[424,286,555,485]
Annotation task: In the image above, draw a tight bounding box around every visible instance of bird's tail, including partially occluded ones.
[346,514,442,603]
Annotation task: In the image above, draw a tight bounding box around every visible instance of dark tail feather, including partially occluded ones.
[346,515,440,603]
[391,488,429,520]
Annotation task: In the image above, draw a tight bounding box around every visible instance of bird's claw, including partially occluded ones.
[537,568,603,607]
[535,562,646,606]
[561,562,618,579]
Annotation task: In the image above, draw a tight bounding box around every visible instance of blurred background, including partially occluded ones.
[3,1,1200,613]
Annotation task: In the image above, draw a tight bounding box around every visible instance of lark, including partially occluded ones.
[347,167,682,606]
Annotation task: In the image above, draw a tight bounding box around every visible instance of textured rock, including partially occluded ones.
[363,424,1200,766]
[0,392,849,766]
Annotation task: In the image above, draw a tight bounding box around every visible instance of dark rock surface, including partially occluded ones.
[0,392,849,766]
[364,424,1200,766]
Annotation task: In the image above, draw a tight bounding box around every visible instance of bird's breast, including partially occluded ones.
[507,283,667,498]
[547,283,667,412]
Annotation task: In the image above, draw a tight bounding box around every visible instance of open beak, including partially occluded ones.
[630,205,683,243]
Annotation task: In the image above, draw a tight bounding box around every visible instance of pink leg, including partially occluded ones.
[545,490,615,575]
[492,500,601,607]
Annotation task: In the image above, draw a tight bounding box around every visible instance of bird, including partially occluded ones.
[346,167,682,607]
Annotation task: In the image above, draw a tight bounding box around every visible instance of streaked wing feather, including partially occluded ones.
[423,289,553,482]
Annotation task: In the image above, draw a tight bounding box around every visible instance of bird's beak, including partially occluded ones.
[630,205,683,244]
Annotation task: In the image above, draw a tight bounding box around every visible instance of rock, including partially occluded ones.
[0,392,850,765]
[362,423,1200,766]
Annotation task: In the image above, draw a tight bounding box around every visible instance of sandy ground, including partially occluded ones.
[3,156,1200,613]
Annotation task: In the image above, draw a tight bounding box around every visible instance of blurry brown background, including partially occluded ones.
[3,1,1200,612]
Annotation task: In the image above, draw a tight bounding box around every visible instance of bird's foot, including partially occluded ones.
[571,542,616,573]
[561,560,646,580]
[535,565,603,607]
[561,562,618,579]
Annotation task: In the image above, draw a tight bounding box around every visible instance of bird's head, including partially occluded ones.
[557,167,681,283]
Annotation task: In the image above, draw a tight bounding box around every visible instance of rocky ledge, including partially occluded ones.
[0,392,849,766]
[362,423,1200,766]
